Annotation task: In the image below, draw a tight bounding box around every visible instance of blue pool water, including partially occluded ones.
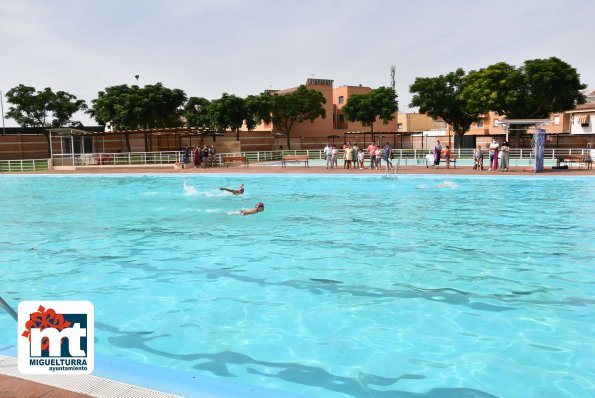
[1,174,594,398]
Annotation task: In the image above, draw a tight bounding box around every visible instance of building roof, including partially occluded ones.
[568,103,595,113]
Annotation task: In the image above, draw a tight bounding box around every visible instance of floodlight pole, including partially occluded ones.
[0,91,6,135]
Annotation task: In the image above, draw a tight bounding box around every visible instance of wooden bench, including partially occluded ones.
[425,154,457,168]
[556,155,592,170]
[281,155,309,168]
[222,156,249,168]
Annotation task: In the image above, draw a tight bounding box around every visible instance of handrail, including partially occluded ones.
[2,147,591,171]
[0,296,17,321]
[0,159,49,172]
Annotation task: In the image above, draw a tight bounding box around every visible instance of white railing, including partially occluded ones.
[3,148,588,171]
[218,148,593,163]
[0,159,49,172]
[52,151,183,167]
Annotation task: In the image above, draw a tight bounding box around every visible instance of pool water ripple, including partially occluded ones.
[1,174,594,398]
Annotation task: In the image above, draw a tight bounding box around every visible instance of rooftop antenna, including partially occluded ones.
[390,65,396,92]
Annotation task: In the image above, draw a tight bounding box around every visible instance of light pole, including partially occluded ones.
[0,90,6,135]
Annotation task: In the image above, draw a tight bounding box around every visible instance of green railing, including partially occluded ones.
[0,159,49,172]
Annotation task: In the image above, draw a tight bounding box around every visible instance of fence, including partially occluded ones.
[0,159,49,172]
[2,148,592,172]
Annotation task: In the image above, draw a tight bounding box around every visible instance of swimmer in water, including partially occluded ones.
[240,202,264,216]
[219,183,244,195]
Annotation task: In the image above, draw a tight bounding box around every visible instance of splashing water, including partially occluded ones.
[183,181,198,196]
[438,180,459,188]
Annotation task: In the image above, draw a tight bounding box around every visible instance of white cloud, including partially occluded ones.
[1,0,593,126]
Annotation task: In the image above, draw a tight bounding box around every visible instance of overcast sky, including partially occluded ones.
[1,0,594,126]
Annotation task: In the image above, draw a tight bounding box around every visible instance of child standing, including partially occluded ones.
[474,145,484,170]
[358,149,365,169]
[444,146,452,169]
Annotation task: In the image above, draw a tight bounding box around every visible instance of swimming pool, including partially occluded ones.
[1,174,594,398]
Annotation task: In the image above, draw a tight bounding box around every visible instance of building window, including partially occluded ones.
[339,114,345,123]
[338,96,344,104]
[554,116,560,125]
[477,120,484,128]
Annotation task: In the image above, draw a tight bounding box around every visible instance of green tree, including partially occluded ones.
[244,93,272,131]
[89,83,186,151]
[5,84,87,157]
[209,93,246,141]
[183,96,213,135]
[462,57,586,118]
[268,86,326,149]
[342,86,398,141]
[410,69,479,146]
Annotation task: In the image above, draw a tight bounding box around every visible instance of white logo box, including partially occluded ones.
[18,301,94,375]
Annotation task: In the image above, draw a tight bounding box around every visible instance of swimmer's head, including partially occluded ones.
[256,202,264,210]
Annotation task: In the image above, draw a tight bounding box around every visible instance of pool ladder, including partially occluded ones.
[0,296,17,321]
[385,158,399,178]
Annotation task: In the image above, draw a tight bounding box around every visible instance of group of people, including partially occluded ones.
[218,183,264,216]
[323,142,394,170]
[473,138,510,171]
[431,138,510,171]
[431,140,452,169]
[182,144,217,168]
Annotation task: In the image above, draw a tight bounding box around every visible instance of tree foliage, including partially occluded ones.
[410,68,479,142]
[208,93,246,141]
[183,97,213,133]
[462,57,586,118]
[89,83,186,129]
[268,86,326,149]
[89,83,186,151]
[6,84,86,128]
[342,86,398,139]
[5,84,87,156]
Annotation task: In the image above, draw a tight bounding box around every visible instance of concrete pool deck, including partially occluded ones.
[25,164,595,176]
[0,355,181,398]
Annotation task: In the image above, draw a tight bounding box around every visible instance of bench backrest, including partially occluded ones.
[223,156,246,162]
[283,155,309,161]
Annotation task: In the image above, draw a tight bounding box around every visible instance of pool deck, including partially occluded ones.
[0,355,181,398]
[30,164,595,176]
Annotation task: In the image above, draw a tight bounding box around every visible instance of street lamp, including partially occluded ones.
[0,90,6,135]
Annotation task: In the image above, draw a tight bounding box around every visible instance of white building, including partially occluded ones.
[568,103,594,135]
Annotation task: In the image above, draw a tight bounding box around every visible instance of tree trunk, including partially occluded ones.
[236,128,240,142]
[44,131,51,158]
[124,132,131,152]
[370,124,375,143]
[144,133,149,152]
[286,132,291,150]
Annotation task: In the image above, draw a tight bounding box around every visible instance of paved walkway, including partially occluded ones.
[30,164,595,176]
[0,356,180,398]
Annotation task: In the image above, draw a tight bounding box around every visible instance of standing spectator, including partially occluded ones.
[367,142,378,169]
[193,146,201,168]
[433,140,442,169]
[383,143,394,170]
[202,145,209,168]
[332,145,339,168]
[489,138,499,171]
[500,141,510,172]
[375,147,382,169]
[323,143,333,169]
[444,145,452,169]
[358,149,365,169]
[474,145,484,170]
[209,144,217,167]
[183,145,191,159]
[344,144,353,169]
[352,143,359,171]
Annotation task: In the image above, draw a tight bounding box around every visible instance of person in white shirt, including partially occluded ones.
[323,144,333,169]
